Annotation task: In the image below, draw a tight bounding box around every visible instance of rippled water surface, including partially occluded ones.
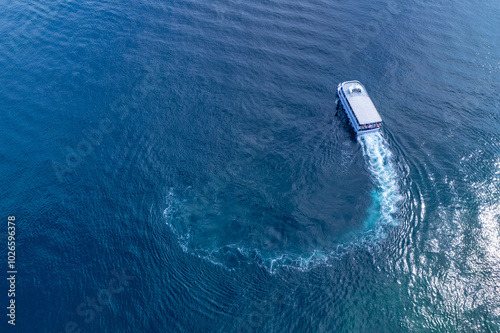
[1,0,499,331]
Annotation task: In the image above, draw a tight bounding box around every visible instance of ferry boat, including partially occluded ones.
[336,80,382,134]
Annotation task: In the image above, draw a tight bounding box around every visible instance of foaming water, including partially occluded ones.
[358,132,402,232]
[163,188,338,273]
[163,130,404,273]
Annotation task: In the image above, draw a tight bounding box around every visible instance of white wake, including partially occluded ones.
[358,132,401,230]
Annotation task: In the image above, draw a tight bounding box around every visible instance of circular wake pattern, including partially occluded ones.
[163,187,335,273]
[163,131,404,273]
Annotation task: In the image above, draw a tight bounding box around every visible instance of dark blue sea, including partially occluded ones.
[1,0,499,331]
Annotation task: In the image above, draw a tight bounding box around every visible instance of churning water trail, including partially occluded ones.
[163,131,404,274]
[358,132,402,231]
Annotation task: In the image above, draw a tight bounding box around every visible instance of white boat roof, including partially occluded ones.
[341,81,382,125]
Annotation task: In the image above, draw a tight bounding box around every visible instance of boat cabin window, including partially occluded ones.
[349,84,363,94]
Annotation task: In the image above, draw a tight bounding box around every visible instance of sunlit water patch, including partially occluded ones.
[473,154,500,265]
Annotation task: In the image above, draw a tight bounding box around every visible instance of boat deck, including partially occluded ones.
[339,81,382,125]
[337,81,382,134]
